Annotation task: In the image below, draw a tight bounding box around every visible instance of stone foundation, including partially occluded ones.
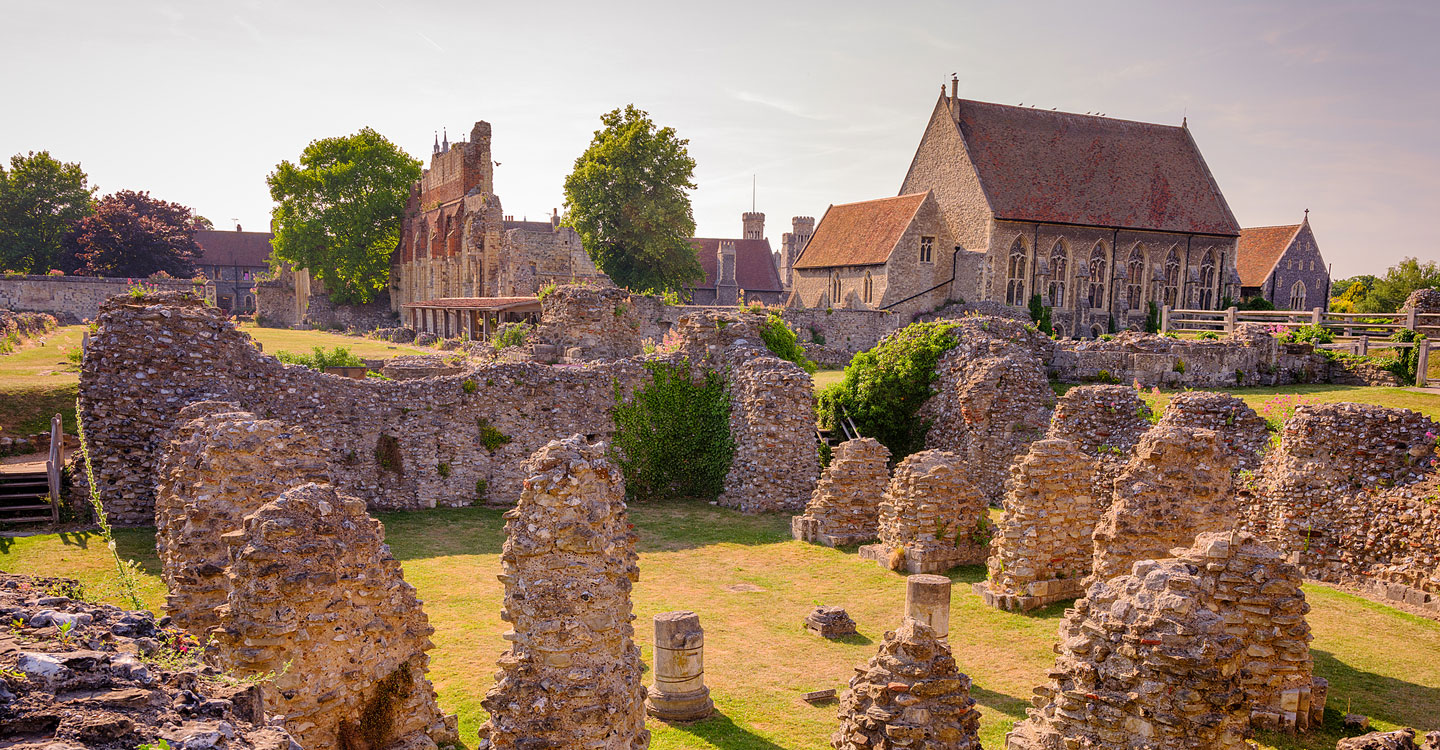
[804,606,858,638]
[529,285,647,362]
[1047,324,1332,387]
[1154,390,1270,473]
[478,435,648,750]
[859,450,988,574]
[975,438,1097,612]
[791,437,890,546]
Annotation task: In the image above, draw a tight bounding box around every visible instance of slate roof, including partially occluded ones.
[1236,224,1302,287]
[194,230,274,268]
[791,193,928,270]
[503,219,558,233]
[689,237,783,291]
[950,99,1240,236]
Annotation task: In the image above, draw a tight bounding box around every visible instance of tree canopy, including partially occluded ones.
[0,151,94,274]
[562,105,702,294]
[1341,259,1440,313]
[60,190,204,278]
[267,128,421,304]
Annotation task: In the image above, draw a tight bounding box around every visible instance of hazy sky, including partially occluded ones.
[2,0,1436,278]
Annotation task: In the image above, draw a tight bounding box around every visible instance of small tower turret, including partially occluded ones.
[742,212,765,241]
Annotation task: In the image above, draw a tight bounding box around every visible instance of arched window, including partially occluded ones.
[244,294,255,311]
[1126,246,1145,311]
[1087,243,1107,309]
[1162,248,1181,307]
[1198,249,1217,309]
[1288,280,1307,310]
[1052,323,1066,339]
[1047,241,1067,307]
[1005,238,1027,306]
[863,271,873,304]
[830,272,841,303]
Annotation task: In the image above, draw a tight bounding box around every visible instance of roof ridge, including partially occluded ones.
[956,98,1184,130]
[827,192,928,210]
[1241,223,1304,230]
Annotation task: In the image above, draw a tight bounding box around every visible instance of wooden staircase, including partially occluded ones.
[0,470,56,525]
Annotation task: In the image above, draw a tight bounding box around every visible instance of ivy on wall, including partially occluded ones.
[611,359,734,500]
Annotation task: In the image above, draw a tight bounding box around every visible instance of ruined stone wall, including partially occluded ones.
[1246,403,1440,615]
[779,307,898,356]
[833,618,982,750]
[976,439,1097,611]
[154,408,330,636]
[0,274,209,322]
[1045,384,1153,503]
[860,450,988,573]
[717,344,820,513]
[529,284,646,362]
[1155,390,1270,473]
[1087,426,1236,587]
[1047,324,1331,387]
[0,310,58,347]
[920,316,1055,505]
[300,287,397,332]
[216,483,455,750]
[791,437,890,546]
[478,436,648,750]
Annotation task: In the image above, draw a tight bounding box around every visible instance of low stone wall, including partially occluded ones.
[0,274,209,322]
[529,285,646,362]
[1155,391,1270,474]
[860,450,988,573]
[791,437,890,547]
[1045,384,1153,502]
[780,307,897,355]
[301,289,397,331]
[0,310,58,349]
[1047,324,1331,387]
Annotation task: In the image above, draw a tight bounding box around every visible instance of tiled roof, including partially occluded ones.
[1236,224,1302,288]
[194,230,273,268]
[689,237,783,291]
[402,296,540,311]
[791,193,927,269]
[503,220,557,233]
[952,100,1240,236]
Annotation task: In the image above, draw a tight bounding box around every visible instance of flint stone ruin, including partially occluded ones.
[214,482,456,750]
[859,450,989,574]
[832,618,982,750]
[645,610,714,722]
[1154,390,1270,474]
[1045,384,1153,504]
[718,342,821,513]
[1087,425,1236,588]
[976,438,1098,611]
[1337,728,1440,750]
[805,606,859,638]
[792,437,891,546]
[478,435,649,750]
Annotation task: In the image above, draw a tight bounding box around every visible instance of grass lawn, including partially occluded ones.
[235,322,431,359]
[811,369,845,392]
[4,500,1437,749]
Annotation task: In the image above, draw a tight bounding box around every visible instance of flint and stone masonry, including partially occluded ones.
[478,435,649,750]
[1154,390,1270,474]
[859,450,989,574]
[1045,384,1153,505]
[792,437,891,546]
[645,611,715,722]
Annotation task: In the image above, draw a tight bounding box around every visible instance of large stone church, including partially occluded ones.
[790,79,1244,338]
[389,121,608,314]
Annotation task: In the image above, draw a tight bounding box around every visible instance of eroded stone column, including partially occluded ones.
[904,574,951,641]
[646,610,714,721]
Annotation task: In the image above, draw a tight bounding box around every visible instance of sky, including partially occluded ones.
[2,0,1437,279]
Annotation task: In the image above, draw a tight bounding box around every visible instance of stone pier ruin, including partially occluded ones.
[832,618,982,750]
[859,450,988,574]
[718,344,822,513]
[215,483,455,750]
[975,438,1097,612]
[1045,384,1153,503]
[645,610,714,722]
[792,437,890,546]
[478,435,649,750]
[1154,390,1270,473]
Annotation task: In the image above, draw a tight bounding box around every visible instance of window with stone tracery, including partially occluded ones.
[1126,246,1145,311]
[1005,238,1027,306]
[863,272,873,304]
[1288,280,1306,310]
[1162,249,1180,307]
[1047,241,1067,307]
[1198,250,1217,309]
[1087,243,1107,309]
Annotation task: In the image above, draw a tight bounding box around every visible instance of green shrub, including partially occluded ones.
[1173,359,1186,374]
[374,434,403,474]
[1238,296,1276,311]
[1143,301,1160,334]
[461,379,477,394]
[474,479,488,504]
[1386,329,1426,385]
[537,282,558,301]
[275,346,365,370]
[1095,369,1120,384]
[1196,331,1220,340]
[1027,294,1053,336]
[1284,324,1335,345]
[758,313,817,373]
[436,462,451,478]
[492,322,531,350]
[477,418,511,452]
[815,322,959,460]
[611,359,734,500]
[810,328,826,346]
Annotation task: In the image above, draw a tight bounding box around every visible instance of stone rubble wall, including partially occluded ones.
[1154,390,1270,474]
[0,309,59,348]
[478,435,649,750]
[1087,425,1236,587]
[0,274,210,322]
[860,450,989,573]
[832,618,982,750]
[1245,403,1440,615]
[791,437,891,546]
[154,407,330,637]
[1045,384,1154,504]
[976,439,1097,611]
[0,572,298,750]
[529,284,647,362]
[1046,324,1333,388]
[216,482,455,750]
[1339,727,1440,750]
[920,316,1055,505]
[299,287,397,332]
[718,344,821,513]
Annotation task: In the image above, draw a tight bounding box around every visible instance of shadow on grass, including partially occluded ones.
[830,632,874,647]
[970,683,1030,721]
[1311,649,1440,732]
[667,710,788,750]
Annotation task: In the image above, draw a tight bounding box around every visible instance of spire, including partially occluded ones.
[442,128,449,153]
[1303,208,1309,223]
[433,131,439,155]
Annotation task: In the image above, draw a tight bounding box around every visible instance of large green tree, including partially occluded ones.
[267,128,421,304]
[563,105,702,293]
[0,151,94,273]
[1356,258,1440,313]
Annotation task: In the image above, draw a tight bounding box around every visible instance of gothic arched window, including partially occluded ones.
[1289,280,1307,310]
[1047,241,1067,307]
[1198,249,1217,309]
[863,271,873,304]
[1005,238,1027,306]
[1162,248,1181,307]
[831,272,841,303]
[1126,246,1145,311]
[1087,243,1107,309]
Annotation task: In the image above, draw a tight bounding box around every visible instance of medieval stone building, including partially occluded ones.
[789,78,1244,337]
[389,122,608,317]
[685,212,786,305]
[1237,213,1330,310]
[194,226,272,313]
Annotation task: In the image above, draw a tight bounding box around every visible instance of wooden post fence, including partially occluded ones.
[1419,339,1431,388]
[45,414,61,525]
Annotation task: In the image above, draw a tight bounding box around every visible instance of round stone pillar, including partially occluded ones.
[646,610,714,721]
[905,574,952,640]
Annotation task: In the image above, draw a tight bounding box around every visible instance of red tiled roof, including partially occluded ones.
[791,193,927,269]
[1236,224,1301,288]
[689,237,783,291]
[194,230,274,267]
[402,296,540,311]
[503,220,557,233]
[951,100,1240,236]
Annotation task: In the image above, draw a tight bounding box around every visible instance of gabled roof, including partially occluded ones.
[194,230,274,267]
[689,238,783,292]
[949,99,1240,236]
[503,219,557,233]
[792,193,928,269]
[1236,224,1302,287]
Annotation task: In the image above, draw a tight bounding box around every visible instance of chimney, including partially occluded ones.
[235,223,242,232]
[951,75,959,119]
[716,241,739,305]
[551,207,560,229]
[742,212,765,241]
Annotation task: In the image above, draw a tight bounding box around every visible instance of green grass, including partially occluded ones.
[811,369,845,392]
[236,322,431,359]
[5,499,1437,749]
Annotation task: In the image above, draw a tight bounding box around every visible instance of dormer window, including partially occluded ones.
[920,236,934,263]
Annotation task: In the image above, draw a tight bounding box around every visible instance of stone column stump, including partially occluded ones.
[904,574,952,641]
[646,610,714,721]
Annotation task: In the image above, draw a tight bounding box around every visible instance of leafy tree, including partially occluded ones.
[1143,300,1161,333]
[1355,259,1440,313]
[267,128,421,304]
[562,105,702,293]
[61,190,202,278]
[1329,275,1373,313]
[0,152,94,273]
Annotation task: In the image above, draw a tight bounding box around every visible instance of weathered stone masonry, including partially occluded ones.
[792,437,890,547]
[859,450,989,574]
[1155,390,1269,474]
[1045,384,1153,504]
